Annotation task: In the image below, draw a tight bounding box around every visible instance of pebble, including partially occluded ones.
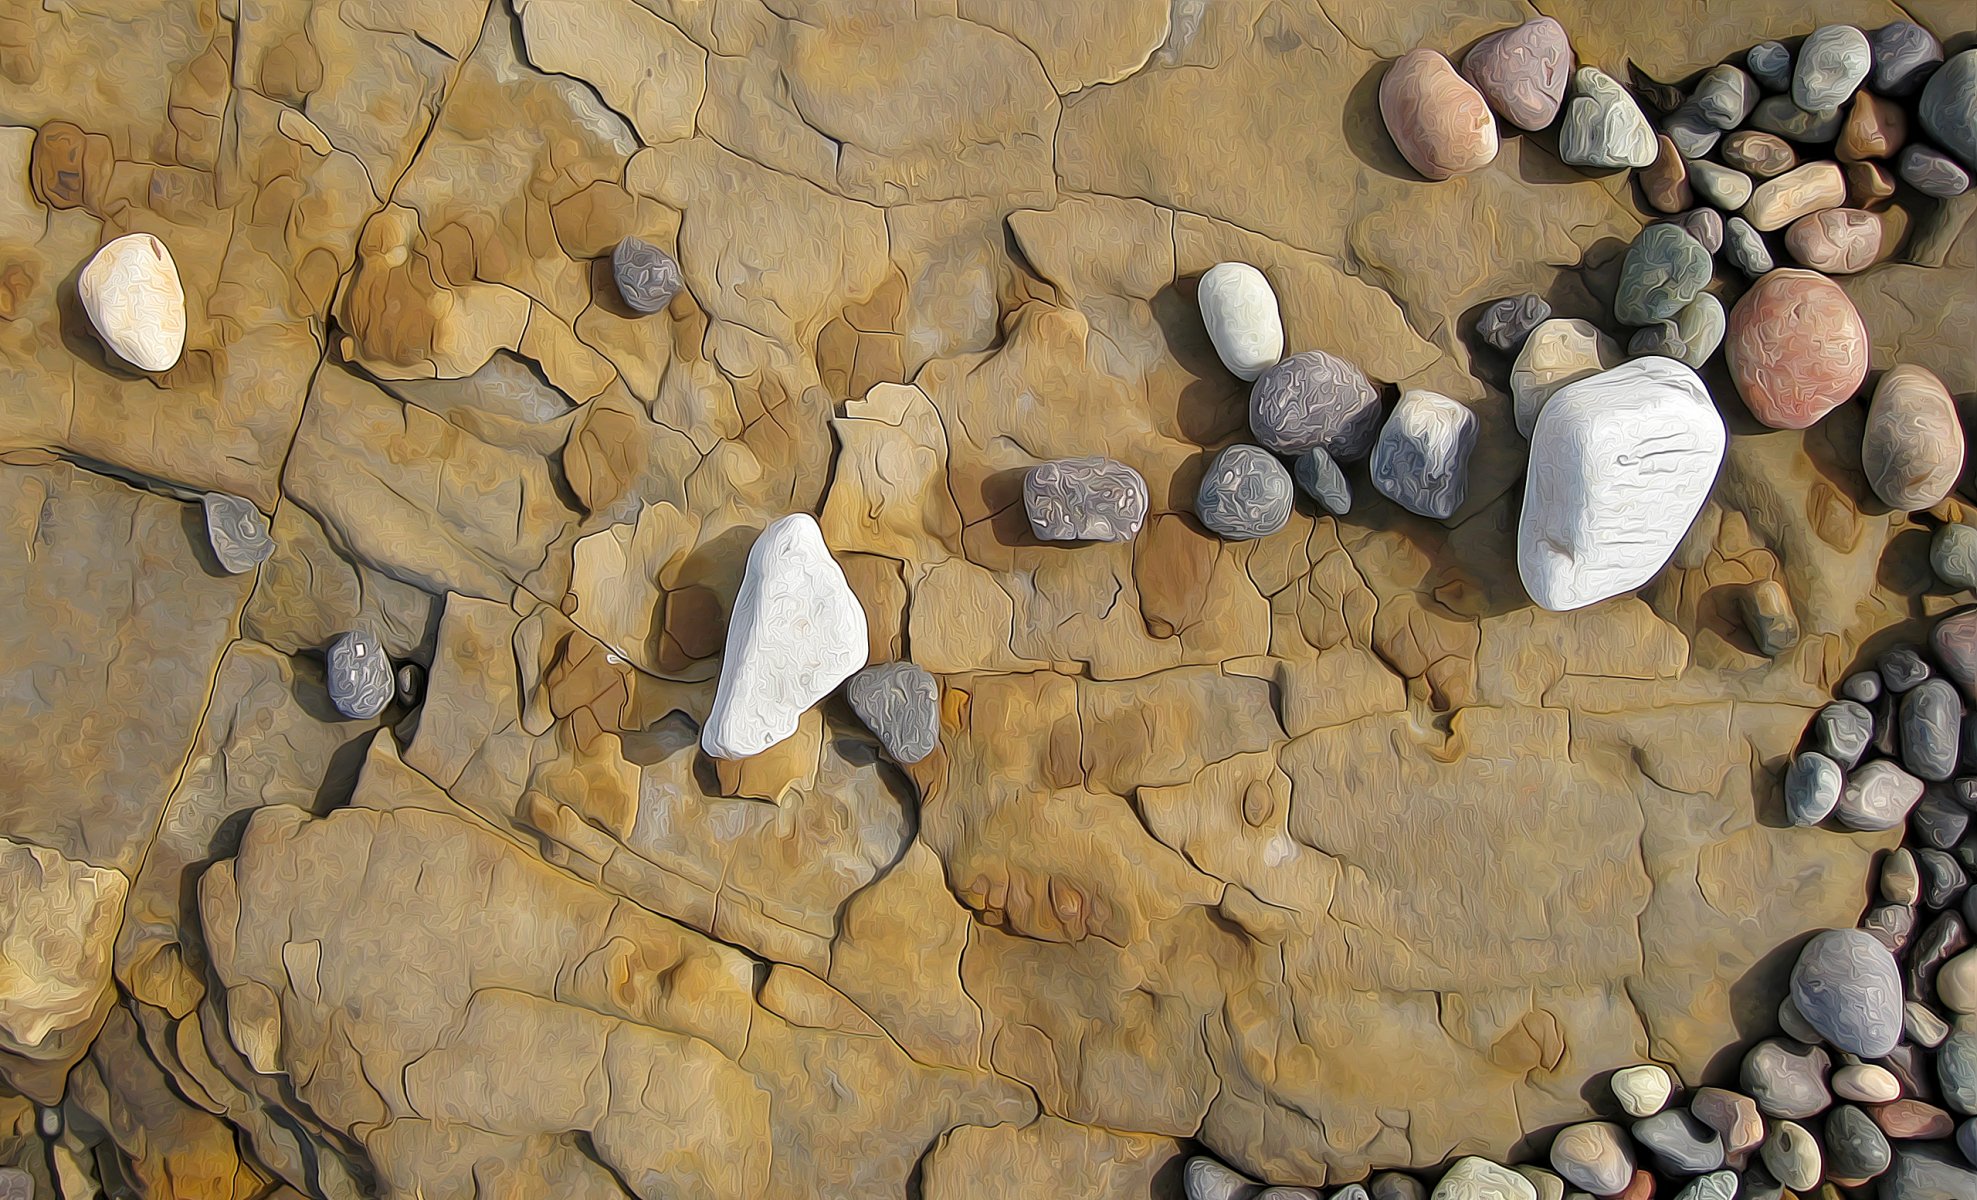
[1937,526,1977,591]
[1371,1173,1428,1200]
[1672,293,1726,370]
[1884,1141,1977,1198]
[327,628,393,720]
[1371,391,1475,520]
[1381,49,1498,180]
[1883,645,1934,692]
[1459,17,1574,132]
[1248,349,1383,458]
[1783,207,1881,274]
[201,492,274,574]
[1722,216,1774,276]
[1869,21,1944,98]
[1692,1087,1766,1157]
[1741,1038,1832,1119]
[1965,1118,1977,1166]
[1613,1064,1674,1117]
[1874,1098,1956,1138]
[1693,64,1757,130]
[1663,103,1724,159]
[1724,268,1867,429]
[845,662,939,764]
[1678,208,1723,254]
[1900,144,1973,198]
[1909,1000,1952,1047]
[1823,1104,1891,1181]
[1920,50,1976,171]
[1748,42,1793,93]
[1785,751,1844,825]
[1635,1109,1724,1174]
[611,236,682,313]
[1550,1121,1635,1194]
[1863,364,1965,511]
[1199,262,1284,381]
[1558,67,1657,170]
[1431,1157,1537,1200]
[1023,456,1149,542]
[1759,1119,1820,1192]
[1724,131,1797,178]
[1905,679,1965,782]
[1293,447,1352,517]
[1834,1063,1902,1104]
[1517,357,1724,612]
[1777,993,1824,1044]
[1921,847,1969,908]
[1476,293,1552,353]
[1510,318,1618,437]
[1687,158,1753,210]
[1614,223,1712,325]
[1196,444,1293,540]
[1790,928,1903,1056]
[1845,159,1900,209]
[1795,25,1872,114]
[1944,949,1977,1013]
[1887,848,1923,904]
[1642,136,1692,212]
[1629,321,1686,360]
[1749,95,1845,143]
[394,662,422,708]
[1813,700,1874,768]
[1260,1191,1323,1200]
[1839,760,1927,831]
[1669,1171,1736,1200]
[1844,671,1883,704]
[1839,92,1907,162]
[1743,162,1847,232]
[79,232,187,372]
[1510,1167,1561,1200]
[1942,1019,1977,1114]
[1934,611,1977,696]
[1185,1156,1261,1200]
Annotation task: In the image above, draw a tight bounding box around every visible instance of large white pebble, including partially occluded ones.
[702,514,868,759]
[1519,357,1725,612]
[1198,262,1283,381]
[79,233,186,372]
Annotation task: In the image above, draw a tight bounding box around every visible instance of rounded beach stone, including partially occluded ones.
[1459,17,1573,132]
[1863,900,1916,951]
[1965,1119,1977,1166]
[1023,456,1149,542]
[1760,1119,1821,1191]
[1248,349,1383,458]
[1834,1063,1902,1104]
[1785,752,1843,825]
[1779,994,1825,1045]
[1518,357,1724,612]
[1838,92,1907,161]
[1749,41,1793,92]
[1670,1170,1737,1200]
[1742,1038,1832,1119]
[1944,949,1977,1012]
[1198,262,1284,381]
[1293,446,1352,516]
[1725,268,1867,429]
[1920,50,1977,170]
[1687,159,1752,210]
[1550,1122,1634,1194]
[1912,787,1969,847]
[1511,318,1618,437]
[1750,95,1846,143]
[1628,321,1685,361]
[611,236,682,313]
[1370,390,1476,520]
[394,662,422,708]
[1843,671,1882,703]
[1185,1156,1260,1200]
[78,232,186,372]
[1475,293,1552,353]
[1723,216,1774,276]
[1691,1087,1766,1156]
[1904,679,1965,781]
[1614,223,1711,325]
[1509,1168,1559,1200]
[201,492,274,574]
[845,661,939,764]
[1935,610,1977,694]
[1613,1064,1673,1117]
[1371,1173,1427,1200]
[1862,364,1964,511]
[1784,207,1881,273]
[1845,159,1899,208]
[1678,208,1723,253]
[1663,103,1723,159]
[1743,161,1847,231]
[1900,144,1973,197]
[1673,293,1725,369]
[1881,644,1932,692]
[1724,131,1797,178]
[326,628,393,720]
[1919,847,1967,906]
[1790,928,1903,1056]
[1935,524,1977,591]
[1885,848,1922,904]
[1823,1104,1890,1182]
[1431,1157,1536,1200]
[1381,48,1498,180]
[1875,1098,1957,1139]
[1642,136,1692,213]
[1941,1020,1977,1114]
[1693,64,1757,130]
[1838,760,1926,831]
[1196,444,1293,540]
[1870,21,1944,97]
[1558,67,1656,170]
[1794,25,1871,114]
[1634,1109,1724,1174]
[1813,700,1874,767]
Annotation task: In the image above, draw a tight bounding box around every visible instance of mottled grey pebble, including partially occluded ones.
[1678,208,1724,253]
[1790,927,1903,1056]
[1559,67,1658,169]
[1184,1156,1260,1200]
[1795,25,1872,114]
[1688,158,1754,210]
[1920,50,1976,171]
[1840,759,1927,831]
[846,661,939,764]
[1911,998,1954,1047]
[1694,64,1758,129]
[1923,846,1970,908]
[1823,1104,1890,1181]
[1615,223,1712,324]
[1549,1121,1635,1194]
[1884,1141,1977,1198]
[1937,525,1977,591]
[1669,1170,1737,1200]
[1914,912,1972,1002]
[1633,1109,1724,1174]
[1248,349,1383,458]
[201,492,274,574]
[1901,143,1973,198]
[1916,788,1972,849]
[326,628,393,720]
[1943,1019,1977,1115]
[1663,103,1723,159]
[1883,645,1934,693]
[1673,293,1726,369]
[1293,446,1352,516]
[1750,94,1845,142]
[1785,751,1843,825]
[1844,671,1882,703]
[1196,445,1293,540]
[1813,699,1875,767]
[1369,1172,1427,1200]
[1476,293,1552,353]
[1906,678,1966,782]
[1741,1038,1832,1119]
[1023,456,1149,542]
[1961,1118,1977,1166]
[1778,992,1823,1043]
[1749,42,1793,93]
[1259,1188,1323,1200]
[611,236,683,314]
[1863,900,1916,952]
[1936,610,1977,696]
[394,662,423,708]
[1510,1168,1562,1200]
[1629,321,1686,359]
[1370,390,1475,520]
[1723,216,1774,276]
[1870,21,1945,98]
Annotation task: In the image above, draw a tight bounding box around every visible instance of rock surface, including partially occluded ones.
[1862,364,1964,511]
[1249,350,1383,458]
[1724,217,1775,276]
[1476,294,1551,353]
[1837,760,1926,832]
[1381,49,1498,181]
[1900,144,1973,198]
[0,838,126,1085]
[1725,269,1868,429]
[1869,21,1944,97]
[1550,1121,1634,1194]
[77,233,186,372]
[1199,262,1284,381]
[1460,18,1573,132]
[1024,456,1150,542]
[1724,131,1796,178]
[1612,1065,1672,1117]
[1370,390,1476,520]
[1293,447,1352,516]
[846,662,940,764]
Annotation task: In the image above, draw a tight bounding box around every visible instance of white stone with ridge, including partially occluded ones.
[1197,262,1283,381]
[702,514,869,759]
[1518,357,1725,612]
[79,233,186,372]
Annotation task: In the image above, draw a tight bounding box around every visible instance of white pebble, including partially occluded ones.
[1197,262,1283,381]
[79,233,186,372]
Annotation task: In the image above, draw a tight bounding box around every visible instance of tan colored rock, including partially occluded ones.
[1380,49,1499,181]
[0,837,126,1099]
[1845,159,1898,209]
[1838,91,1907,162]
[1511,318,1620,437]
[1641,135,1691,213]
[1744,161,1847,231]
[1784,207,1882,273]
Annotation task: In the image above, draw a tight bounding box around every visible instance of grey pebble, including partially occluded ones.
[1886,847,1921,904]
[1629,321,1686,359]
[1197,445,1293,540]
[1723,217,1774,276]
[1741,1038,1832,1119]
[1935,524,1977,591]
[1184,1156,1259,1200]
[1023,456,1149,542]
[1678,208,1724,253]
[1945,1021,1977,1115]
[1813,699,1874,768]
[1633,1109,1725,1174]
[1249,349,1383,458]
[611,235,683,314]
[201,492,274,574]
[1920,50,1976,171]
[1869,21,1944,98]
[1962,1117,1977,1166]
[1749,94,1845,142]
[1906,679,1966,782]
[1786,752,1843,825]
[0,1168,27,1200]
[1839,760,1927,831]
[1663,103,1724,159]
[1369,1173,1426,1200]
[1910,998,1953,1047]
[326,628,393,720]
[1614,223,1712,324]
[1916,788,1972,849]
[1922,846,1970,908]
[1789,927,1903,1057]
[1669,1171,1737,1200]
[1823,1104,1890,1181]
[1293,446,1352,516]
[1559,67,1659,169]
[1476,293,1552,353]
[1794,25,1872,114]
[1883,645,1934,692]
[394,662,422,708]
[1369,391,1475,520]
[1748,41,1793,93]
[1673,293,1726,369]
[1901,143,1973,199]
[846,661,940,764]
[1688,159,1753,210]
[1862,900,1916,953]
[1883,1141,1977,1198]
[1843,671,1882,703]
[1693,64,1757,129]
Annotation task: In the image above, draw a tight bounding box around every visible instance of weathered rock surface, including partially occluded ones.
[1725,269,1868,429]
[1862,364,1964,511]
[1249,350,1383,458]
[1024,456,1150,542]
[0,838,127,1097]
[1381,49,1498,180]
[1370,390,1476,520]
[1460,18,1573,132]
[78,233,186,372]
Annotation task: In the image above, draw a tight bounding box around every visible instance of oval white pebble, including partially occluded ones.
[1197,262,1284,381]
[1831,1062,1901,1103]
[79,232,187,372]
[1611,1063,1673,1117]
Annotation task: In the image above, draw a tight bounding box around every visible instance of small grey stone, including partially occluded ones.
[1669,1170,1737,1200]
[201,492,274,574]
[611,236,683,314]
[1813,699,1875,767]
[1615,223,1712,324]
[1185,1156,1261,1200]
[1869,21,1944,97]
[1920,50,1976,171]
[1906,679,1966,782]
[1823,1104,1890,1181]
[1248,350,1383,458]
[1790,927,1903,1056]
[0,1169,28,1200]
[326,628,393,720]
[1937,611,1977,695]
[1663,103,1724,159]
[1673,293,1726,369]
[394,662,423,708]
[1475,293,1552,353]
[1922,846,1970,908]
[1844,671,1883,703]
[1913,911,1971,999]
[1883,1142,1977,1199]
[1550,1121,1635,1194]
[1741,1038,1832,1119]
[1688,158,1754,210]
[1883,645,1934,692]
[1633,1109,1725,1174]
[1023,456,1149,542]
[1629,320,1686,359]
[846,662,939,764]
[1839,760,1927,831]
[1785,751,1843,825]
[1369,390,1475,520]
[1887,847,1923,904]
[1259,1189,1323,1200]
[1901,144,1973,198]
[1679,208,1724,253]
[1942,1018,1977,1114]
[1794,25,1872,114]
[1934,524,1977,591]
[1863,901,1916,952]
[1196,445,1293,540]
[1910,999,1954,1047]
[1369,1173,1426,1200]
[1558,67,1658,169]
[1293,446,1352,516]
[1723,216,1774,276]
[1749,41,1793,93]
[1961,1117,1977,1166]
[1749,94,1845,142]
[1694,64,1758,129]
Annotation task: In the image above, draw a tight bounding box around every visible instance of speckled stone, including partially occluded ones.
[1558,67,1656,169]
[1672,293,1726,369]
[1692,64,1758,129]
[1614,223,1711,324]
[845,661,939,764]
[1293,446,1352,516]
[1838,760,1927,832]
[1634,1109,1725,1174]
[1838,92,1908,162]
[1687,158,1753,210]
[1749,41,1793,92]
[201,492,274,574]
[1750,95,1846,143]
[1744,161,1847,232]
[326,628,393,720]
[1813,700,1874,767]
[1863,364,1964,511]
[1920,50,1977,170]
[1185,1156,1261,1200]
[1723,216,1774,276]
[1678,208,1724,253]
[1642,135,1692,212]
[611,236,683,313]
[1790,928,1903,1056]
[1869,21,1944,97]
[1795,25,1871,113]
[1725,268,1867,429]
[1785,751,1844,825]
[1904,679,1965,782]
[1823,1104,1890,1182]
[1724,131,1797,178]
[1784,207,1882,274]
[1476,293,1552,353]
[1901,144,1973,198]
[1196,444,1293,540]
[1459,16,1574,132]
[1248,349,1383,458]
[1882,645,1934,692]
[1933,524,1977,591]
[1663,103,1724,159]
[1550,1121,1635,1194]
[1381,48,1499,180]
[1370,390,1476,520]
[1023,456,1150,542]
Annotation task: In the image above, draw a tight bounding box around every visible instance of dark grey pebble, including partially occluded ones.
[1665,103,1724,158]
[201,492,275,574]
[1023,456,1149,542]
[1614,223,1712,325]
[1670,1171,1738,1200]
[1814,699,1875,768]
[1786,751,1844,825]
[1921,846,1970,909]
[1369,1173,1426,1200]
[1961,1117,1977,1166]
[1369,391,1475,520]
[1916,787,1972,848]
[1724,216,1774,276]
[1910,910,1969,1000]
[1844,671,1883,703]
[1196,445,1294,540]
[1863,901,1916,953]
[1248,350,1383,458]
[1907,679,1967,782]
[1693,64,1758,129]
[394,662,422,708]
[846,661,940,764]
[1791,927,1904,1056]
[1475,293,1551,353]
[1945,1021,1977,1115]
[1293,446,1352,517]
[1883,645,1934,692]
[1632,1109,1724,1174]
[1741,1038,1832,1119]
[1869,21,1945,97]
[1825,1103,1892,1181]
[611,236,684,314]
[1920,50,1977,172]
[1934,524,1977,591]
[1679,208,1724,254]
[1885,1041,1942,1104]
[1883,1140,1977,1197]
[326,628,393,720]
[1936,610,1977,696]
[1629,321,1687,359]
[1748,41,1793,93]
[1901,144,1973,199]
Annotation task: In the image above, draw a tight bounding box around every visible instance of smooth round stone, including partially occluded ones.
[1742,1038,1832,1119]
[326,628,393,720]
[1749,41,1793,92]
[1459,17,1573,132]
[1694,64,1758,129]
[1476,293,1552,353]
[1814,700,1875,767]
[1691,1087,1766,1156]
[1511,318,1618,437]
[1724,268,1867,429]
[1834,1063,1902,1104]
[1249,350,1382,458]
[611,236,682,313]
[1750,95,1846,143]
[1864,364,1964,511]
[1845,159,1900,208]
[1431,1157,1537,1200]
[1920,50,1977,170]
[1777,993,1823,1043]
[1642,135,1693,212]
[1900,144,1974,197]
[1629,320,1686,360]
[1558,67,1656,169]
[1023,456,1149,542]
[1550,1121,1634,1194]
[1199,262,1284,381]
[1839,760,1926,831]
[1786,751,1844,825]
[1664,103,1723,159]
[1669,1170,1736,1200]
[1824,1104,1891,1181]
[1688,158,1753,210]
[1509,1168,1561,1200]
[1943,948,1977,1013]
[1723,216,1774,276]
[1877,1099,1957,1139]
[1371,1173,1428,1200]
[1844,671,1883,703]
[1381,49,1499,180]
[1614,223,1712,325]
[1908,998,1951,1046]
[1744,161,1847,231]
[845,662,939,764]
[1935,610,1977,695]
[1882,645,1933,692]
[1613,1064,1674,1117]
[1370,390,1475,520]
[1963,1118,1977,1166]
[1518,357,1724,611]
[1784,207,1882,273]
[1870,21,1944,97]
[1795,25,1871,114]
[1864,898,1915,951]
[1634,1109,1724,1174]
[79,232,186,372]
[1920,847,1969,907]
[1196,444,1293,540]
[1678,208,1724,253]
[1673,293,1726,369]
[394,661,422,708]
[1293,446,1352,516]
[1839,92,1907,162]
[1725,131,1797,178]
[1886,847,1922,904]
[1942,1019,1977,1114]
[1760,1119,1820,1191]
[1937,525,1977,591]
[201,492,274,574]
[1790,928,1903,1056]
[1905,679,1965,782]
[1185,1156,1261,1200]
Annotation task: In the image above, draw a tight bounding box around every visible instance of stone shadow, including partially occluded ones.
[1341,58,1416,182]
